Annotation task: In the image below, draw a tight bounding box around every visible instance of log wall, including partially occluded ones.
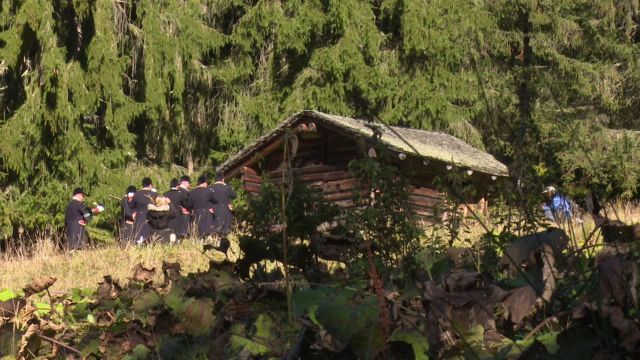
[240,163,445,222]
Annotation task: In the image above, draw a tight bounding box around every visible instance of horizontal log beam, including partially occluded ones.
[270,170,353,184]
[409,195,441,208]
[270,164,340,177]
[324,191,357,202]
[241,166,258,176]
[244,182,262,193]
[321,179,358,193]
[242,174,262,184]
[409,186,443,199]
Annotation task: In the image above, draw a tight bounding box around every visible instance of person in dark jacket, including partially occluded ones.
[190,175,216,239]
[131,177,157,244]
[211,172,237,237]
[64,188,102,250]
[179,175,193,235]
[164,177,191,239]
[147,195,177,244]
[120,185,136,243]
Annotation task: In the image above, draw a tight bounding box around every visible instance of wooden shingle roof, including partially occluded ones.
[217,110,509,177]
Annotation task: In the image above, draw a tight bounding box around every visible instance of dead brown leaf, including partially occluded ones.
[484,329,508,348]
[17,323,39,358]
[444,271,480,292]
[131,264,156,284]
[501,285,537,324]
[598,256,626,306]
[40,319,65,333]
[97,275,122,299]
[162,261,182,284]
[539,244,557,302]
[447,247,473,268]
[23,276,57,297]
[601,305,640,353]
[500,228,568,272]
[96,311,116,327]
[422,274,508,355]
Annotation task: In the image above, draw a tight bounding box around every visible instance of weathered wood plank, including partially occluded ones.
[270,164,340,177]
[242,174,262,185]
[332,199,356,208]
[244,182,262,193]
[409,186,443,199]
[269,169,352,184]
[324,191,357,202]
[412,206,436,215]
[409,195,441,208]
[321,178,358,193]
[241,167,258,176]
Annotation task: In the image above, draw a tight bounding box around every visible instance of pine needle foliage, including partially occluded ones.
[1,0,640,239]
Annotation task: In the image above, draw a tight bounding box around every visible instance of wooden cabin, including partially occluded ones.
[217,111,509,222]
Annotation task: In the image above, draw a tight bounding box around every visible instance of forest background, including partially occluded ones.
[1,0,640,242]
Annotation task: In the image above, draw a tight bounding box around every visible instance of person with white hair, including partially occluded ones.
[119,185,137,243]
[542,185,573,222]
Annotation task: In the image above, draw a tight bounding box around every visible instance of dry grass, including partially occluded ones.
[0,237,237,294]
[428,201,640,251]
[3,201,640,294]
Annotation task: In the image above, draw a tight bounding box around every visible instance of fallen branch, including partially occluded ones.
[523,312,565,341]
[37,333,82,356]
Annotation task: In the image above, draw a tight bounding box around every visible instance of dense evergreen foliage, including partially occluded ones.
[1,0,639,239]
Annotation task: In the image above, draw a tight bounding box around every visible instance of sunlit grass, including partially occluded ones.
[2,202,639,293]
[0,236,237,293]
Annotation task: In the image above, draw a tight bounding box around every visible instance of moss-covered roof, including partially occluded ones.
[218,110,509,177]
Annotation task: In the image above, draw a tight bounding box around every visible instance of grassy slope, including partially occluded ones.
[0,239,233,293]
[2,201,638,293]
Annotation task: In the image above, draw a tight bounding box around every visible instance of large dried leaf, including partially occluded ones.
[444,272,479,292]
[598,256,626,306]
[162,261,182,284]
[501,285,537,324]
[500,228,568,269]
[23,276,56,297]
[539,244,557,302]
[601,305,640,353]
[131,264,156,284]
[17,323,39,358]
[422,275,507,354]
[97,275,121,299]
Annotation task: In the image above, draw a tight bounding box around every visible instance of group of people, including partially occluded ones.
[64,172,236,251]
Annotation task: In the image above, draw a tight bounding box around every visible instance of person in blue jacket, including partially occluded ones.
[542,186,573,222]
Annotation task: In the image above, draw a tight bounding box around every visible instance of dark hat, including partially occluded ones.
[214,172,224,181]
[180,175,191,183]
[142,177,152,188]
[126,185,137,194]
[169,178,179,188]
[197,174,208,185]
[73,187,85,196]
